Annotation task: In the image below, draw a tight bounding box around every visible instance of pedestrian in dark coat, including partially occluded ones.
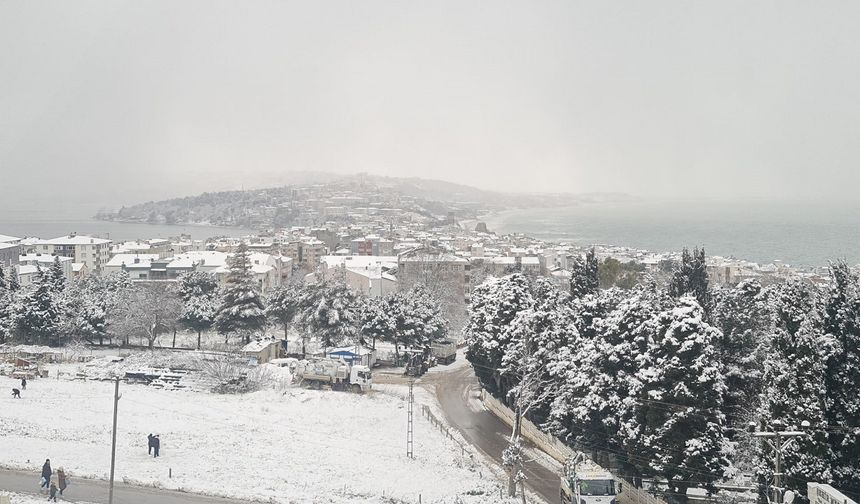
[153,435,160,457]
[147,433,154,455]
[12,388,20,398]
[21,377,26,390]
[40,459,51,492]
[49,481,58,502]
[57,467,67,496]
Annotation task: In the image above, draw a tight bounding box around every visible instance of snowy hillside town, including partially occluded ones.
[5,1,860,504]
[2,204,860,504]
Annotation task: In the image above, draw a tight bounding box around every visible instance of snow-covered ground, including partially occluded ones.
[0,369,516,504]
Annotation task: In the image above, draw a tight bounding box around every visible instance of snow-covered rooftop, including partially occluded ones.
[105,254,160,268]
[37,235,111,245]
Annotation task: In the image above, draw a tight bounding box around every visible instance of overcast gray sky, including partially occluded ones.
[2,0,860,214]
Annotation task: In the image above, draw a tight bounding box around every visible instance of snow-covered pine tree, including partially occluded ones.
[265,284,302,340]
[6,265,20,293]
[177,271,219,302]
[552,286,666,481]
[628,296,731,501]
[668,247,710,316]
[464,273,534,396]
[388,285,448,353]
[17,266,64,346]
[757,312,832,497]
[822,261,860,490]
[710,280,769,437]
[0,264,12,343]
[357,295,394,350]
[503,277,576,425]
[47,256,67,292]
[181,293,218,349]
[214,243,267,344]
[570,247,599,299]
[303,281,360,350]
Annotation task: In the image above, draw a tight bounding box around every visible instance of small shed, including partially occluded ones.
[241,338,284,364]
[326,346,376,367]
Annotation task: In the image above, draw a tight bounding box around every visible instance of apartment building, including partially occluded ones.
[35,234,111,274]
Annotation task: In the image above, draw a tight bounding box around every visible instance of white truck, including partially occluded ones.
[295,358,373,392]
[560,458,618,504]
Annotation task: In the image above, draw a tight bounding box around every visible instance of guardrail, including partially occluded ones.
[421,404,471,458]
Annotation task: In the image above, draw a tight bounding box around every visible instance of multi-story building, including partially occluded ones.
[0,242,21,268]
[34,234,111,274]
[285,239,327,270]
[320,255,398,298]
[349,236,394,256]
[397,248,471,301]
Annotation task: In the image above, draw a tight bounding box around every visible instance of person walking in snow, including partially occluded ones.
[21,377,27,390]
[153,435,161,457]
[12,388,20,398]
[40,459,52,493]
[57,467,67,497]
[48,481,58,502]
[147,433,154,455]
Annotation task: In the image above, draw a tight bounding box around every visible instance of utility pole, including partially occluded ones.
[108,377,121,504]
[749,420,808,504]
[407,379,414,459]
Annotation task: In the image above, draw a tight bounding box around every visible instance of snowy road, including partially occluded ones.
[433,363,560,504]
[0,469,246,504]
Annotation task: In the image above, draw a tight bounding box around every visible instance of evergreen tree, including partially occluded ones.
[214,243,267,344]
[710,280,769,436]
[668,247,711,315]
[17,266,64,346]
[384,285,448,359]
[0,265,12,343]
[552,286,665,482]
[177,271,219,302]
[626,296,731,501]
[503,278,576,425]
[47,256,67,292]
[6,266,20,293]
[177,271,219,349]
[757,316,832,496]
[302,281,359,349]
[570,247,599,299]
[357,295,394,350]
[266,284,302,340]
[822,261,860,489]
[181,294,218,350]
[465,273,534,396]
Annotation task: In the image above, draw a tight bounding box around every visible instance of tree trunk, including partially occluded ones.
[172,329,176,348]
[508,402,523,498]
[197,330,202,350]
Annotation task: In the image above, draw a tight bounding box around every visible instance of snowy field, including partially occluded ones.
[0,371,516,504]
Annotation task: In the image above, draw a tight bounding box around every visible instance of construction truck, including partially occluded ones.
[560,456,618,504]
[295,358,373,392]
[430,340,457,365]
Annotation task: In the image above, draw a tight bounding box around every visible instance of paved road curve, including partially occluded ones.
[433,363,561,504]
[0,468,248,504]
